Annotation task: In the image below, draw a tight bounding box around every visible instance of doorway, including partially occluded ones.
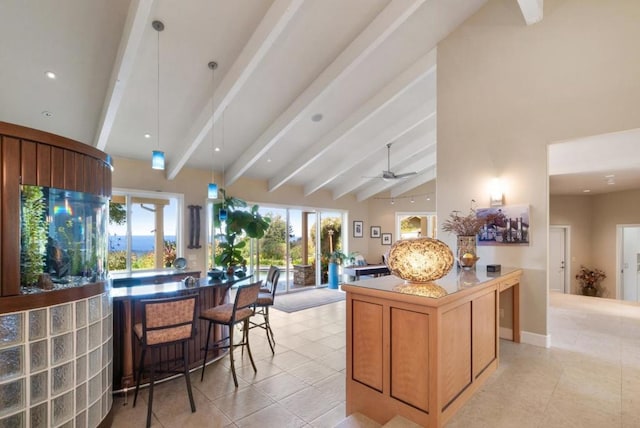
[618,225,640,302]
[549,226,569,293]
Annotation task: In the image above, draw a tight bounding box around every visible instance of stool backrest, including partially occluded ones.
[140,294,198,345]
[267,267,280,298]
[234,281,261,311]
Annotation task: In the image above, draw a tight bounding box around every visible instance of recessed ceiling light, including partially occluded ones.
[144,133,151,139]
[311,113,323,122]
[267,158,272,163]
[42,111,53,118]
[214,147,220,152]
[583,189,591,193]
[45,71,56,79]
[604,174,615,178]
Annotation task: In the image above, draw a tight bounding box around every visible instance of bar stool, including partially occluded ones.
[199,281,261,387]
[250,266,280,353]
[132,294,198,428]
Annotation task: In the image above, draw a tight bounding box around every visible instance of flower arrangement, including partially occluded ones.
[442,209,485,236]
[575,265,606,288]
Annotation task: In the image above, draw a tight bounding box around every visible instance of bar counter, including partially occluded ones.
[111,275,250,392]
[342,267,522,427]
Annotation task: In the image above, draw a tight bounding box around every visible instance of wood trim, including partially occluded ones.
[21,140,37,185]
[36,143,52,187]
[2,138,21,297]
[50,147,65,189]
[0,281,107,312]
[0,121,109,162]
[62,148,75,190]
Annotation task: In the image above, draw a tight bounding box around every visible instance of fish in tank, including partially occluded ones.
[20,185,108,292]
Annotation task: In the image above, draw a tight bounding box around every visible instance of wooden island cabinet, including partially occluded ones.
[342,267,522,428]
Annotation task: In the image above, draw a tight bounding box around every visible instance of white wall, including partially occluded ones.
[437,0,640,338]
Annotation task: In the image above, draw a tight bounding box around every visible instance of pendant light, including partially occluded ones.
[151,20,165,170]
[207,61,218,198]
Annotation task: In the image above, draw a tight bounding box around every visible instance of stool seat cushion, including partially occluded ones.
[200,304,254,324]
[256,293,274,306]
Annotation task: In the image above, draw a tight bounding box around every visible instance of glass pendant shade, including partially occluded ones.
[387,237,454,283]
[151,150,165,170]
[208,183,218,199]
[218,208,227,221]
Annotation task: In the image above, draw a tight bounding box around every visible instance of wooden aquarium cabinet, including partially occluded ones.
[342,267,522,427]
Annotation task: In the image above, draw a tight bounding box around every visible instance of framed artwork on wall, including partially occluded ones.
[353,220,363,238]
[370,226,381,238]
[382,233,392,245]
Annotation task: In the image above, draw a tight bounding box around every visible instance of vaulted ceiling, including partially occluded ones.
[1,0,492,201]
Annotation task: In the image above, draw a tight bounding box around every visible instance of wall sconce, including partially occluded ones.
[489,178,505,206]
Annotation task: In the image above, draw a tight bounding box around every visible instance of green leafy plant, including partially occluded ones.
[213,189,271,269]
[21,186,47,286]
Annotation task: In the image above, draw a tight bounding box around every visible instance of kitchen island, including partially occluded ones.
[342,267,522,427]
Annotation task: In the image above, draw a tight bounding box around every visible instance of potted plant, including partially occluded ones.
[213,189,270,275]
[575,265,605,297]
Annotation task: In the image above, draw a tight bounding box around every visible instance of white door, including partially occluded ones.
[549,227,567,293]
[621,226,640,302]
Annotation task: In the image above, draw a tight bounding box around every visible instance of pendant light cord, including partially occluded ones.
[157,27,160,152]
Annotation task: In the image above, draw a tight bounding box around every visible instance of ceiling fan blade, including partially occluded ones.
[391,171,417,179]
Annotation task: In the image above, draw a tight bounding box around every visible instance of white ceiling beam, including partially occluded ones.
[332,138,435,200]
[270,47,436,192]
[94,0,154,151]
[304,103,436,196]
[166,0,305,180]
[355,151,436,202]
[517,0,543,25]
[389,165,437,198]
[226,0,429,187]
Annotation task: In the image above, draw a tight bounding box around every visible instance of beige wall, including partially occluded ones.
[591,189,640,298]
[437,0,640,339]
[551,190,640,298]
[112,156,370,272]
[367,181,437,261]
[550,195,593,294]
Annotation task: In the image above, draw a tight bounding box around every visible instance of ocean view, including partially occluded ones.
[109,235,176,253]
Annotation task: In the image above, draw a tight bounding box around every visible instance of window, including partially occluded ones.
[396,212,437,240]
[206,201,346,292]
[109,189,183,272]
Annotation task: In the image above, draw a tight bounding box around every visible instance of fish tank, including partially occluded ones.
[20,185,109,293]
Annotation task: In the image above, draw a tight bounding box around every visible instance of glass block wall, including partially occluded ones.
[0,292,113,427]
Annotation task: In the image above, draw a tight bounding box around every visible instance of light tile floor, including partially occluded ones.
[111,292,640,427]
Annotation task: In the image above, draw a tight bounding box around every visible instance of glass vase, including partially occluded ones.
[457,235,479,269]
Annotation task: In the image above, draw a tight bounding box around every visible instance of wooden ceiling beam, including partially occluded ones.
[225,0,429,188]
[166,0,305,180]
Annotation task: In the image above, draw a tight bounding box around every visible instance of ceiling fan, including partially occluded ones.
[379,143,417,181]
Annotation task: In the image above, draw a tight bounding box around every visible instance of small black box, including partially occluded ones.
[486,264,501,273]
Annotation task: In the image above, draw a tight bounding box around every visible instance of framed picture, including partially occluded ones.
[382,233,392,245]
[353,220,363,238]
[370,226,381,238]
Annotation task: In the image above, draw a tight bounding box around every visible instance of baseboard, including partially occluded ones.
[499,327,513,340]
[520,330,551,348]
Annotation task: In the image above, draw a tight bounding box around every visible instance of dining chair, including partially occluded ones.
[132,294,198,428]
[250,266,280,354]
[199,280,261,387]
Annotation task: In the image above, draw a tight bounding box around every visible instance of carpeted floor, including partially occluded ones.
[272,287,345,313]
